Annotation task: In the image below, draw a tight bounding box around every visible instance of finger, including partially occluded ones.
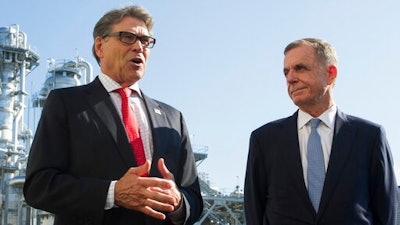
[127,160,151,176]
[138,206,168,220]
[115,180,174,212]
[145,196,175,212]
[148,183,181,207]
[157,158,174,180]
[143,184,176,205]
[149,186,170,194]
[140,176,173,189]
[156,159,182,207]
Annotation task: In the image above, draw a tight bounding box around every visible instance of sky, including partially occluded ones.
[1,0,400,194]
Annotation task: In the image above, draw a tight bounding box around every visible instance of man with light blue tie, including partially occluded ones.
[244,38,398,225]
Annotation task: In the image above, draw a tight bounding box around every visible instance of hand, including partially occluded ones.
[114,160,176,220]
[153,158,182,210]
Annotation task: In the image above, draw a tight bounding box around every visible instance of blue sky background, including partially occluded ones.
[2,1,399,194]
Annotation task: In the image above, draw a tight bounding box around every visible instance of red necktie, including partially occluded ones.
[116,88,146,166]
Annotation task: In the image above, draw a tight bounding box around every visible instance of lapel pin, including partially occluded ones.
[154,108,162,115]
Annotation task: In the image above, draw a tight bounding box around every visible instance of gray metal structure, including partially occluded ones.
[0,24,244,225]
[0,24,39,225]
[194,148,245,225]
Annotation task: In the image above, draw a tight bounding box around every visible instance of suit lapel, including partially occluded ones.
[285,112,317,214]
[318,110,355,217]
[85,78,135,168]
[142,93,167,175]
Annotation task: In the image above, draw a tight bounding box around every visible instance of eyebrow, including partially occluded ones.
[283,62,310,75]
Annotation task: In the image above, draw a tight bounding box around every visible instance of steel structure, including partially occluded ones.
[0,24,39,225]
[0,24,244,225]
[194,147,245,225]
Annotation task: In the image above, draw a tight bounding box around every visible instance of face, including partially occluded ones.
[94,17,151,87]
[283,45,336,115]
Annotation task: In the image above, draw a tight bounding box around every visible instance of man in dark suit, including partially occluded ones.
[244,38,398,225]
[23,5,203,225]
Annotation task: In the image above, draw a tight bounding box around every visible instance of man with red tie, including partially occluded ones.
[23,5,203,225]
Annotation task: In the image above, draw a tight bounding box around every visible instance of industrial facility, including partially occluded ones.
[0,24,244,225]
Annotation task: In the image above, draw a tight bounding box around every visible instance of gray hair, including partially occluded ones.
[284,38,338,66]
[92,5,154,64]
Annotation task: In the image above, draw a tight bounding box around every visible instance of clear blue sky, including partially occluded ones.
[2,0,399,193]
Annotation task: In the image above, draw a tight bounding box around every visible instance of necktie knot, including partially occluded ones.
[116,87,132,99]
[310,118,321,129]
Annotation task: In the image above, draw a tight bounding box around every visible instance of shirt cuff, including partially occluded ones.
[104,180,117,210]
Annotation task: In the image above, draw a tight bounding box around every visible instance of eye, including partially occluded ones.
[121,32,137,43]
[140,37,151,46]
[283,69,288,77]
[294,64,309,72]
[138,36,156,48]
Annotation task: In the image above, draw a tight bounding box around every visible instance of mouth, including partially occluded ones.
[290,86,306,96]
[130,57,144,66]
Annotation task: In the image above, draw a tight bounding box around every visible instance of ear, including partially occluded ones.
[327,64,337,85]
[94,36,104,59]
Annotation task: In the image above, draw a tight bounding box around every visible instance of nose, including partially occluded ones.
[131,39,144,52]
[285,69,298,84]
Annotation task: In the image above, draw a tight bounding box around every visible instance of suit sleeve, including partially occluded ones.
[148,102,204,225]
[370,126,398,225]
[173,113,203,225]
[23,90,110,221]
[244,131,269,225]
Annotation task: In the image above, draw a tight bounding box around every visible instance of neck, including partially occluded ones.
[302,100,335,118]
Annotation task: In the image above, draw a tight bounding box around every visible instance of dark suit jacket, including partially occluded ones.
[244,110,397,225]
[23,77,203,225]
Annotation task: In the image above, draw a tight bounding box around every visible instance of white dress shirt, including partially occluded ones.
[297,105,337,188]
[87,74,186,223]
[99,73,153,160]
[99,73,153,209]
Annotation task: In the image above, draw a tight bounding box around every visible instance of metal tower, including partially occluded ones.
[0,24,39,225]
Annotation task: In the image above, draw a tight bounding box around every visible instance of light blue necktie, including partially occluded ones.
[307,118,325,212]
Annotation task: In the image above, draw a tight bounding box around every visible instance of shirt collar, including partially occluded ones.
[298,105,337,130]
[98,72,142,98]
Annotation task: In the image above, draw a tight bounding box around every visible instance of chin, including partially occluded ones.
[131,72,144,80]
[291,97,305,107]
